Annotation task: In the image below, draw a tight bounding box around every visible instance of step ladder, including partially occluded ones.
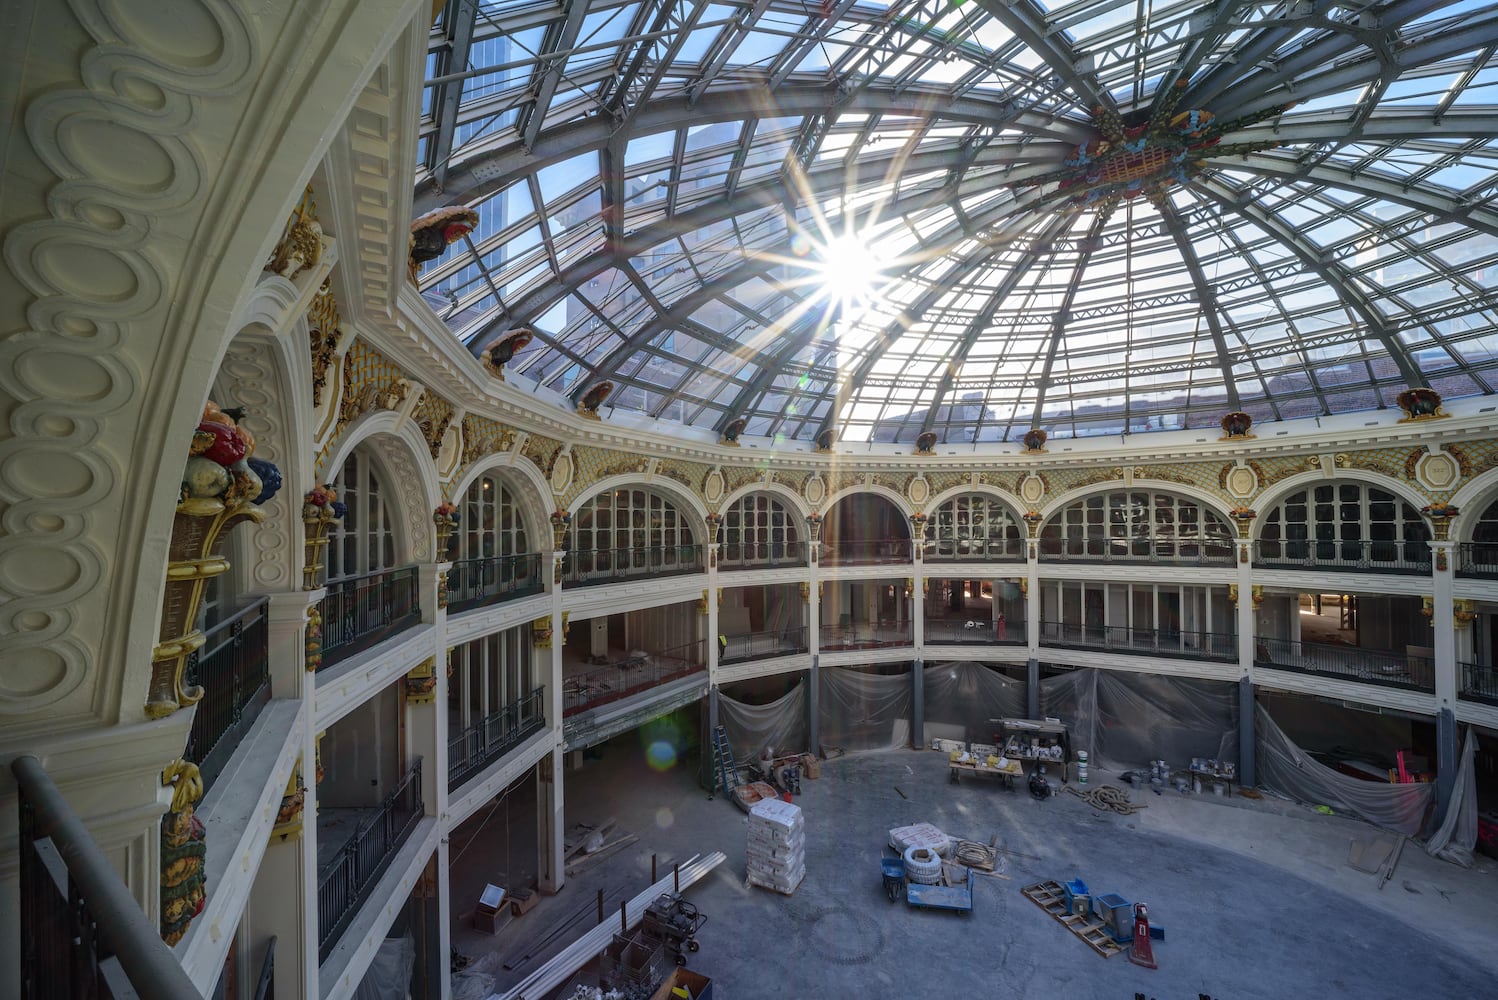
[709,725,739,800]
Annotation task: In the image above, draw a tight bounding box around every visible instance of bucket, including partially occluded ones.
[1076,750,1088,785]
[782,791,793,803]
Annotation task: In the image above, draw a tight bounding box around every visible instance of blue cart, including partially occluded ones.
[880,856,973,912]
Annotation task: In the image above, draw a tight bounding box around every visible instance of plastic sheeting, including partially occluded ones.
[353,934,415,1000]
[1256,704,1436,837]
[719,683,809,761]
[1037,669,1236,771]
[922,663,1024,745]
[1425,727,1480,867]
[818,667,912,753]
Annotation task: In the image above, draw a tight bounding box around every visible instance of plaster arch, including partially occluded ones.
[1251,469,1434,543]
[212,320,311,596]
[719,481,812,522]
[1038,479,1238,527]
[570,474,711,529]
[926,484,1028,522]
[324,410,443,564]
[1443,469,1498,543]
[823,483,914,523]
[449,460,553,554]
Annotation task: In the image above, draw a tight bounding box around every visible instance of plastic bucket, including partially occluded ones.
[1076,750,1088,785]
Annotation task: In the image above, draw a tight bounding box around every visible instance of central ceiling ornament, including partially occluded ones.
[1018,81,1292,211]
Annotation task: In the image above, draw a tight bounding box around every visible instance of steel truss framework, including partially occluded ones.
[415,0,1498,445]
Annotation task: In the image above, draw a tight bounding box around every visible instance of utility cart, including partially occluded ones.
[879,855,973,913]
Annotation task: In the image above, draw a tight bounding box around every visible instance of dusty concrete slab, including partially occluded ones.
[453,740,1498,999]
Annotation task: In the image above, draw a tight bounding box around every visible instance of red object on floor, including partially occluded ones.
[1128,903,1157,969]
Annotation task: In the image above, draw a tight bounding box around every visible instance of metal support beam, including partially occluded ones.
[1026,658,1039,721]
[1238,676,1256,788]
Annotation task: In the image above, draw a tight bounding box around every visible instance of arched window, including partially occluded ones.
[928,493,1023,560]
[1259,482,1430,571]
[327,449,399,583]
[1464,497,1498,575]
[569,488,699,582]
[1038,491,1233,563]
[723,493,801,568]
[459,473,528,560]
[448,473,539,607]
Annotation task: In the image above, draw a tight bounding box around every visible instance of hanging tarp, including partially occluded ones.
[922,662,1025,745]
[1038,669,1099,763]
[719,684,809,761]
[1256,704,1435,837]
[1424,726,1480,867]
[1094,671,1238,771]
[818,667,913,752]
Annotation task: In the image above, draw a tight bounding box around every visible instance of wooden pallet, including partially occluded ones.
[1021,881,1124,959]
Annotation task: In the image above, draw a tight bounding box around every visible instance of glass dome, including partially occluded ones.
[415,0,1498,445]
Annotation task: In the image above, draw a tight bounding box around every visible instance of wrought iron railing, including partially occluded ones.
[1253,538,1431,574]
[719,626,810,665]
[562,544,705,586]
[447,553,544,613]
[923,538,1026,562]
[1039,622,1237,661]
[819,538,912,566]
[819,619,913,650]
[1460,661,1498,705]
[448,687,547,790]
[316,758,424,959]
[563,640,705,716]
[924,618,1026,645]
[1037,536,1235,565]
[319,566,421,669]
[718,540,808,570]
[1455,543,1498,578]
[185,598,271,795]
[1254,636,1433,691]
[13,755,199,999]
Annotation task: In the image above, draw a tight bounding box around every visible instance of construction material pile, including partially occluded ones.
[745,798,804,895]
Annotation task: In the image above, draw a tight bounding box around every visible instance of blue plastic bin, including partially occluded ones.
[1095,893,1132,941]
[1061,878,1089,914]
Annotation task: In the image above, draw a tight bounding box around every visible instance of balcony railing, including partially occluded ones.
[719,626,810,665]
[924,539,1026,563]
[719,540,807,570]
[1254,636,1434,691]
[184,598,271,795]
[1253,538,1431,574]
[563,640,705,716]
[447,553,544,613]
[317,758,424,960]
[448,687,547,790]
[1455,543,1498,578]
[820,538,912,566]
[319,566,421,669]
[1460,661,1498,705]
[820,619,913,650]
[1037,536,1235,565]
[1039,622,1237,661]
[924,618,1026,645]
[562,544,705,587]
[13,755,199,999]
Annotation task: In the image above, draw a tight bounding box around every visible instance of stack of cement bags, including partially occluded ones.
[745,797,804,894]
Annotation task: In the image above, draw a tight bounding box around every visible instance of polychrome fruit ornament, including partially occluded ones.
[195,420,248,466]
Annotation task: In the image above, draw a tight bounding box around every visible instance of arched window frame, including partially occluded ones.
[1259,481,1431,569]
[327,448,400,583]
[723,492,800,566]
[928,493,1024,559]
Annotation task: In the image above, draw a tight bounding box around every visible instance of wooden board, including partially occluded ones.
[1021,881,1124,959]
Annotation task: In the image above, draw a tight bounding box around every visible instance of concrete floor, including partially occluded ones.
[455,740,1498,1000]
